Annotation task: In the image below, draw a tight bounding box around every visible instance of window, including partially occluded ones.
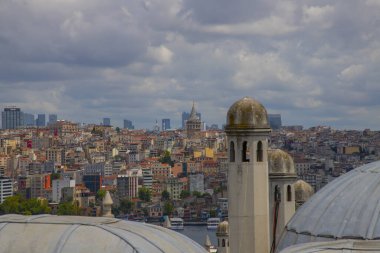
[242,141,250,162]
[230,141,235,162]
[218,239,220,247]
[287,185,292,202]
[256,141,263,162]
[222,239,225,247]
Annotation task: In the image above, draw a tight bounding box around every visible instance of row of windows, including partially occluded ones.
[229,141,263,163]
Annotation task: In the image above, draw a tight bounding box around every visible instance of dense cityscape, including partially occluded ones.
[1,104,379,220]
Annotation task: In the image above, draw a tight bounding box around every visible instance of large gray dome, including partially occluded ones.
[0,214,207,253]
[277,160,380,252]
[226,97,269,129]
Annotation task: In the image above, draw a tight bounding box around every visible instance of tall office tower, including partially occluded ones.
[48,114,57,125]
[2,107,23,129]
[23,113,35,127]
[36,114,46,127]
[103,117,111,126]
[0,177,13,203]
[161,118,171,131]
[182,111,201,129]
[268,114,282,130]
[123,119,134,129]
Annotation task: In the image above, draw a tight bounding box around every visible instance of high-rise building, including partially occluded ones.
[23,113,35,126]
[123,119,134,129]
[0,177,13,203]
[36,114,46,127]
[268,114,282,130]
[182,111,201,129]
[161,118,171,131]
[103,118,111,126]
[48,114,57,125]
[2,107,23,129]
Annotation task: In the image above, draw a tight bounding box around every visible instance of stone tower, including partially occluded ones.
[225,97,271,253]
[216,221,230,253]
[186,101,201,138]
[268,149,297,251]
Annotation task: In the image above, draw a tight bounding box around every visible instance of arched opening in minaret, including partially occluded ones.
[218,239,220,247]
[222,239,225,247]
[242,141,250,162]
[287,185,292,201]
[256,141,263,162]
[230,141,235,162]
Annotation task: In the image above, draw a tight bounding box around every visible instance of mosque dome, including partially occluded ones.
[226,97,269,130]
[277,160,380,252]
[0,214,207,253]
[216,221,229,236]
[268,149,296,174]
[294,180,314,204]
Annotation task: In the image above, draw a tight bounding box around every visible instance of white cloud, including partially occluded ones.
[147,45,173,64]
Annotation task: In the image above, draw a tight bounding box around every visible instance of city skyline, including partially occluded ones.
[1,1,380,129]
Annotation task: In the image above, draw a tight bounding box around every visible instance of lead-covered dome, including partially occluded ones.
[277,160,380,252]
[0,214,207,253]
[268,149,295,174]
[226,97,269,129]
[216,221,229,236]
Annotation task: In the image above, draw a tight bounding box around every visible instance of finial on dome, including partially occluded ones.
[102,191,114,218]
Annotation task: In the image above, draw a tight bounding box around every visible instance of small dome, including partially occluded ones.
[216,221,229,236]
[294,180,314,203]
[0,214,207,253]
[226,97,269,129]
[268,149,295,174]
[277,160,380,252]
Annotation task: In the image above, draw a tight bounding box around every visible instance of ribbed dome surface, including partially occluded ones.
[0,214,207,253]
[277,160,380,252]
[226,97,269,129]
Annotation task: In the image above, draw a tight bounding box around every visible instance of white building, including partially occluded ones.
[52,178,75,203]
[117,169,142,199]
[0,177,13,203]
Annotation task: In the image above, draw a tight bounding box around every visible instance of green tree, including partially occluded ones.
[0,195,51,215]
[57,201,79,215]
[96,189,107,201]
[119,198,134,214]
[161,190,170,201]
[116,127,121,133]
[163,201,174,216]
[192,191,202,198]
[138,187,152,202]
[159,150,174,166]
[180,190,190,199]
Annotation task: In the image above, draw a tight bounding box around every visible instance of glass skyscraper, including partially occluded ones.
[1,107,23,129]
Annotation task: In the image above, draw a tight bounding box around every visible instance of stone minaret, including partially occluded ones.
[268,149,297,252]
[216,221,230,253]
[226,97,271,253]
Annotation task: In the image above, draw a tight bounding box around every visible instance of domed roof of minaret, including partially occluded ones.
[294,179,314,203]
[216,221,229,236]
[226,97,269,130]
[268,149,296,174]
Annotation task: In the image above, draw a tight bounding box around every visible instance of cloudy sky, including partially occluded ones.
[1,0,380,129]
